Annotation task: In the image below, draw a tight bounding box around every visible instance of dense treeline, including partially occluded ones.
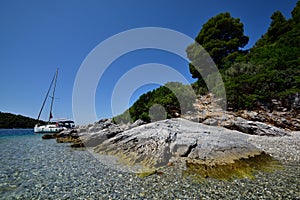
[188,1,300,111]
[222,2,300,110]
[0,112,40,129]
[115,1,300,123]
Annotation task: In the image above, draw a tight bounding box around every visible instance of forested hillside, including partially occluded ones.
[0,112,39,129]
[114,1,300,123]
[113,82,196,123]
[188,1,300,111]
[222,2,300,110]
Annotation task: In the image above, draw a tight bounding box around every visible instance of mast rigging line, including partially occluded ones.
[36,69,59,123]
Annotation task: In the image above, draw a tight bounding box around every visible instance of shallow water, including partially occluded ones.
[0,129,299,199]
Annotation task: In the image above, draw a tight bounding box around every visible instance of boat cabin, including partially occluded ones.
[57,120,75,129]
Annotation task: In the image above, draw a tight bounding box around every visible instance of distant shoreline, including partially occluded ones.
[0,111,39,129]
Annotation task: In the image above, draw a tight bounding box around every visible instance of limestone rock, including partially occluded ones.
[56,129,81,145]
[78,119,145,147]
[226,117,289,136]
[94,118,264,167]
[183,94,299,132]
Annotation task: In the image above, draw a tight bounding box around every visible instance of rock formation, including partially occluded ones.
[94,118,264,166]
[182,94,296,135]
[90,118,282,179]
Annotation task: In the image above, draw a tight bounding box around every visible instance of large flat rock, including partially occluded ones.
[94,118,263,167]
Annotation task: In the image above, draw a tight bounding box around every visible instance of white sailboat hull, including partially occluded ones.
[34,124,64,133]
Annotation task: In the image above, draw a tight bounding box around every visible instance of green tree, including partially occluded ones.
[268,11,289,42]
[254,11,289,47]
[222,1,300,110]
[187,12,249,75]
[292,0,300,23]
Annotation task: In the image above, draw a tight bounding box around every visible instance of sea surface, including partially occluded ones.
[0,129,299,199]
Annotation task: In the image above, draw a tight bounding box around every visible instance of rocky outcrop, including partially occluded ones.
[182,94,296,135]
[224,117,289,136]
[236,110,300,131]
[90,118,285,180]
[94,118,266,168]
[50,114,285,180]
[55,129,83,147]
[76,118,146,147]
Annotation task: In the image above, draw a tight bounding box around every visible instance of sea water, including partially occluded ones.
[0,129,150,199]
[1,129,299,199]
[0,129,117,199]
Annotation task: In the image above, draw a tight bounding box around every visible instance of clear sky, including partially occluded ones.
[0,0,297,124]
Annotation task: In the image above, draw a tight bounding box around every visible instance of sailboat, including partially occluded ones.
[34,69,75,133]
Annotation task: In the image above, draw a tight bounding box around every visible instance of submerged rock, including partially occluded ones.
[42,134,58,139]
[184,152,283,181]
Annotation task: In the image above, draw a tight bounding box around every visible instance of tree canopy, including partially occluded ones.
[220,2,300,110]
[186,12,249,78]
[188,2,300,111]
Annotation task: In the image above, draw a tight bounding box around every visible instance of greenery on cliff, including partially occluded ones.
[113,82,196,123]
[222,2,300,110]
[0,112,39,129]
[188,1,300,110]
[114,1,300,123]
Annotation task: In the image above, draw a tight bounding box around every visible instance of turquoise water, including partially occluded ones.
[0,129,299,199]
[0,129,34,138]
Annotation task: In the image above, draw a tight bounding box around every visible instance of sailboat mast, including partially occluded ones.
[36,70,56,123]
[48,69,59,123]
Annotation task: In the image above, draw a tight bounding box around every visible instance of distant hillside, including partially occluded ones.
[0,112,40,129]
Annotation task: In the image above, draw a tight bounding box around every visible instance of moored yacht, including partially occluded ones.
[34,69,75,133]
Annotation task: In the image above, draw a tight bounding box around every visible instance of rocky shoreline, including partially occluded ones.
[48,117,299,180]
[44,94,299,180]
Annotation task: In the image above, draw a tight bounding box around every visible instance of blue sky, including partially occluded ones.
[0,0,297,124]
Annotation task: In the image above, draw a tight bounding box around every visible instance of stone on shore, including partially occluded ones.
[94,118,282,179]
[55,129,84,147]
[224,117,289,136]
[78,118,145,147]
[184,93,298,134]
[184,110,290,136]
